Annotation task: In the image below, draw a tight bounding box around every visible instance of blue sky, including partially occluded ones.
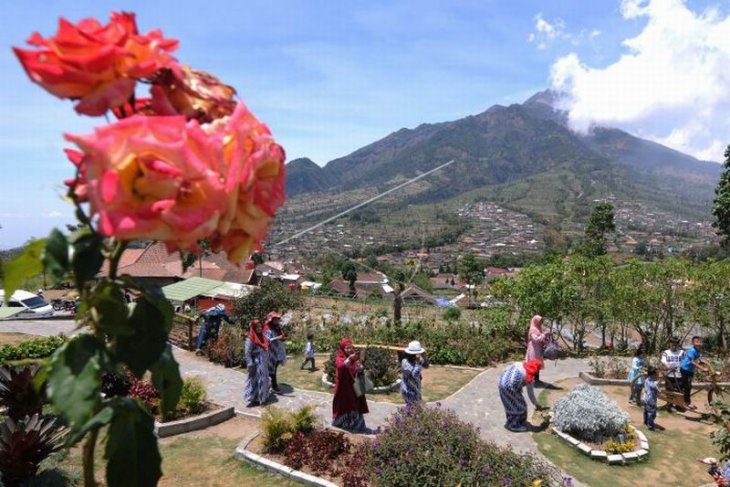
[0,0,726,248]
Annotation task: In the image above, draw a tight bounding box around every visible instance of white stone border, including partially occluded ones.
[552,425,649,465]
[321,374,401,393]
[235,431,339,487]
[155,404,235,438]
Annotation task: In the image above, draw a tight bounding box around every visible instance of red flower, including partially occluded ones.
[14,12,178,116]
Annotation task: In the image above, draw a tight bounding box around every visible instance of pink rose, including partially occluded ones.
[65,115,229,251]
[208,102,286,264]
[63,149,88,203]
[14,12,178,116]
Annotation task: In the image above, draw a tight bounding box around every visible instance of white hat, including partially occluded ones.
[700,457,719,465]
[404,340,425,355]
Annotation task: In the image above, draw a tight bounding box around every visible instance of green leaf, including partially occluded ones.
[42,229,70,281]
[90,280,132,337]
[3,239,45,299]
[68,402,115,445]
[116,296,169,377]
[46,334,105,429]
[150,344,182,419]
[72,230,104,287]
[105,398,162,487]
[122,277,174,332]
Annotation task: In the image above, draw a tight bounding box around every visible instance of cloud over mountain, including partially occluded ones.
[549,0,730,161]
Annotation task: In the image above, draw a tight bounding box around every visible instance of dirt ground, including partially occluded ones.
[0,332,32,346]
[534,377,718,487]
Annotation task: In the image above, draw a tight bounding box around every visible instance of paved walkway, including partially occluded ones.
[0,319,588,455]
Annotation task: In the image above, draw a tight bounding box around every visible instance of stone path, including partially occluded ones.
[0,319,588,455]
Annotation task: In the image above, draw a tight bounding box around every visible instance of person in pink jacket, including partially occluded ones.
[525,315,551,386]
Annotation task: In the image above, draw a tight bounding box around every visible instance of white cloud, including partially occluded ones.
[529,14,568,50]
[550,0,730,161]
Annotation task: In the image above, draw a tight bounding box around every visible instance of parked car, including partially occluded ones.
[0,289,54,317]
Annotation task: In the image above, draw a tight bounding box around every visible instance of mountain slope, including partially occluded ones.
[285,158,335,196]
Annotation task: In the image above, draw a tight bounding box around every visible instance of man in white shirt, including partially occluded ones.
[661,337,685,409]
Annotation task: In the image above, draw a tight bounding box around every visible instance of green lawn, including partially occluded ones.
[533,379,716,487]
[32,418,302,486]
[276,355,481,404]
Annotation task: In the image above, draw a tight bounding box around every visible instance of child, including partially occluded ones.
[643,366,659,431]
[627,347,645,404]
[300,333,315,371]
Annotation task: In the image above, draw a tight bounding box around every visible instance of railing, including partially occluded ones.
[171,313,197,350]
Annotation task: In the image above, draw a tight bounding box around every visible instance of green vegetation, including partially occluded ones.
[0,335,68,364]
[233,280,304,325]
[713,144,730,246]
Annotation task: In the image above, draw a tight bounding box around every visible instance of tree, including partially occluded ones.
[233,280,304,325]
[457,252,484,303]
[688,260,730,350]
[583,202,615,257]
[340,261,358,297]
[713,145,730,246]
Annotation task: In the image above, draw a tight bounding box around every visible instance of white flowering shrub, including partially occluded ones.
[553,384,630,443]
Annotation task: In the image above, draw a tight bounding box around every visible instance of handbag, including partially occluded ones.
[353,371,374,397]
[543,337,559,361]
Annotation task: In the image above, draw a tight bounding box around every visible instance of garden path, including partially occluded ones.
[1,319,590,455]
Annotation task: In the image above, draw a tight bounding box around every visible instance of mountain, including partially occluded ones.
[284,158,335,196]
[285,91,721,226]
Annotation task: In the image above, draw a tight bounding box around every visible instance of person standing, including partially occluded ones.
[525,315,551,386]
[263,311,287,393]
[661,337,685,402]
[498,359,546,432]
[400,340,429,404]
[332,338,370,433]
[244,319,270,407]
[643,366,659,430]
[628,347,646,404]
[680,336,710,410]
[300,333,316,371]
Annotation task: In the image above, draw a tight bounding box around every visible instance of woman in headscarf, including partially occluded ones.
[498,359,546,432]
[263,311,287,393]
[244,319,270,407]
[525,315,551,385]
[332,338,370,433]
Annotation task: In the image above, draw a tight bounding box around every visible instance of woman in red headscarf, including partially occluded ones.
[244,319,271,407]
[497,359,546,432]
[332,338,370,433]
[525,315,551,385]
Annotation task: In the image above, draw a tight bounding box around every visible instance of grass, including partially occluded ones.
[31,418,304,486]
[276,355,481,404]
[532,379,717,487]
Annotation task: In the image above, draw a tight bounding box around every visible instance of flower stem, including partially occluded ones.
[82,427,100,487]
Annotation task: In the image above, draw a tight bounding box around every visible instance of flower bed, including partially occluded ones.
[552,425,650,464]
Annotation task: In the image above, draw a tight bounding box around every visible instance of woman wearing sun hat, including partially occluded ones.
[400,340,430,404]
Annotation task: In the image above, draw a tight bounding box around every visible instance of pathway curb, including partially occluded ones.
[155,405,234,438]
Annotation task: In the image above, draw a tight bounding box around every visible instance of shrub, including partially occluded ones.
[0,415,66,487]
[178,376,207,415]
[588,357,606,378]
[0,365,45,420]
[283,430,351,473]
[367,404,562,487]
[207,325,244,367]
[0,336,68,364]
[606,357,629,379]
[233,280,304,325]
[127,373,160,414]
[262,405,322,453]
[325,347,398,387]
[290,404,316,434]
[553,384,629,443]
[442,306,461,321]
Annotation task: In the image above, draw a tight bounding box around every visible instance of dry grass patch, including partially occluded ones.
[0,332,33,346]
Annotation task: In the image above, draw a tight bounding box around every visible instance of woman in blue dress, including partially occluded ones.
[498,359,545,432]
[244,319,271,407]
[263,311,287,393]
[400,340,429,404]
